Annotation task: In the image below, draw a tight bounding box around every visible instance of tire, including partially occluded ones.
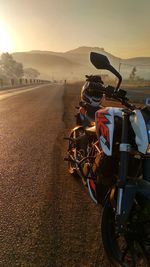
[101,202,121,267]
[101,200,150,267]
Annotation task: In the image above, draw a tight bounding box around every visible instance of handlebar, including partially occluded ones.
[105,86,136,110]
[82,76,136,110]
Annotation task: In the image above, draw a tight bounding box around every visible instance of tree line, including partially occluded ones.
[0,53,40,82]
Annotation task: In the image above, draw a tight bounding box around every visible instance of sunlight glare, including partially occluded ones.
[0,23,12,53]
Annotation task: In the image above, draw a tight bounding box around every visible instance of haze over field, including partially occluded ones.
[12,47,150,81]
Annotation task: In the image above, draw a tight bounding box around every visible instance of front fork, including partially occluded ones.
[116,111,132,229]
[115,111,150,229]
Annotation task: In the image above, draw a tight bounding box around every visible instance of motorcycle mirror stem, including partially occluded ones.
[107,64,122,90]
[90,52,122,90]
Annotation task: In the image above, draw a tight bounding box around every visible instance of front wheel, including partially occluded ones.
[101,201,150,267]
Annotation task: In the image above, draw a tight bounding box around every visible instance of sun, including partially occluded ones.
[0,23,12,53]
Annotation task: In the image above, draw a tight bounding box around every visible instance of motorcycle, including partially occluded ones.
[65,52,150,267]
[64,74,103,194]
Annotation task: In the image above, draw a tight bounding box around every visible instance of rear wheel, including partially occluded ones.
[101,200,150,267]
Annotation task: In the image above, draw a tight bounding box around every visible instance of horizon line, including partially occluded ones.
[0,46,150,60]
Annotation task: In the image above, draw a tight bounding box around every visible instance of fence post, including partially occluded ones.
[11,79,14,87]
[0,79,3,88]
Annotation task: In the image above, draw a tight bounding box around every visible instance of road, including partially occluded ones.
[0,84,109,267]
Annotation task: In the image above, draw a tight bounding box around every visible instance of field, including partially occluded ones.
[65,81,150,108]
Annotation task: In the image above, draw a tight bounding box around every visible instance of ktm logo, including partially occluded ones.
[96,110,111,146]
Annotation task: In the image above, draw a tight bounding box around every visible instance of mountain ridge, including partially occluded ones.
[16,46,150,61]
[11,46,150,80]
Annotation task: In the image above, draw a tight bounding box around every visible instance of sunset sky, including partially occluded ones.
[0,0,150,58]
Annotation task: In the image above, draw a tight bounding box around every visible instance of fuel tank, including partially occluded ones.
[95,107,122,156]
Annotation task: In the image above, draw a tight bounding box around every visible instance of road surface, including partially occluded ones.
[0,84,109,267]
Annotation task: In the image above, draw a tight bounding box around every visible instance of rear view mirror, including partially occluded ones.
[90,52,110,70]
[90,52,122,90]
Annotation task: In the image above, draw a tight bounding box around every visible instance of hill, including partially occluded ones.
[12,46,150,81]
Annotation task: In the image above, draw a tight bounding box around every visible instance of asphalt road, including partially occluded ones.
[0,84,109,267]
